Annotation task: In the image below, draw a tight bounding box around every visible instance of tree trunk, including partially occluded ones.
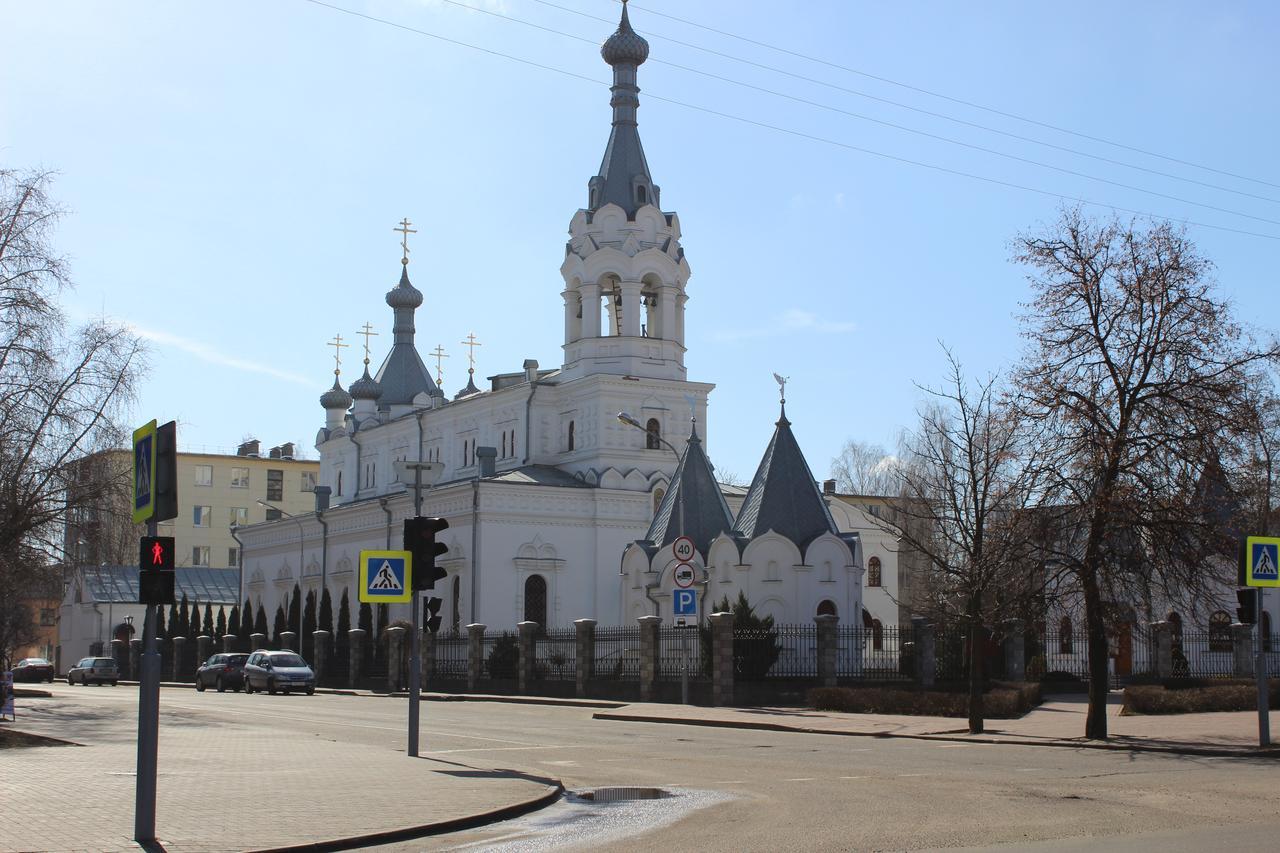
[967,595,985,735]
[1081,570,1110,740]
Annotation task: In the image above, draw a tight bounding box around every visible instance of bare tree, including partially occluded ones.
[1012,208,1275,740]
[830,438,902,496]
[0,168,144,650]
[882,349,1044,734]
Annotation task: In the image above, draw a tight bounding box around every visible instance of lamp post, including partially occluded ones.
[258,500,305,644]
[394,459,444,758]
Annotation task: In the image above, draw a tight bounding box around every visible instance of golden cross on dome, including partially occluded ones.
[460,332,482,376]
[393,217,417,266]
[430,344,449,385]
[326,333,349,377]
[358,322,379,366]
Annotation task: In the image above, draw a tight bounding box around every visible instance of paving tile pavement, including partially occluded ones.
[1,696,557,853]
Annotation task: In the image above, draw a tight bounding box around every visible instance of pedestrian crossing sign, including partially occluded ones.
[1245,536,1280,588]
[359,550,413,603]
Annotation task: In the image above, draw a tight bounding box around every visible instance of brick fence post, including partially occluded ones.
[710,612,734,707]
[517,621,538,694]
[1005,622,1026,681]
[913,617,936,688]
[280,631,297,653]
[250,632,266,653]
[170,636,185,682]
[347,628,366,688]
[384,626,405,692]
[467,623,486,691]
[312,630,331,683]
[196,635,212,671]
[1232,623,1255,677]
[1150,621,1172,679]
[421,628,435,685]
[575,618,596,698]
[221,634,236,653]
[638,616,662,702]
[814,614,838,687]
[130,638,141,682]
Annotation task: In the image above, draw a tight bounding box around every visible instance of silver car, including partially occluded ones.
[67,656,119,686]
[243,650,315,695]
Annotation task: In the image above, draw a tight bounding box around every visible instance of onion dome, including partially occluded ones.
[385,264,423,310]
[349,367,383,401]
[320,378,353,410]
[601,0,649,66]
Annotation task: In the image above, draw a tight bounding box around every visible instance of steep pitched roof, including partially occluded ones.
[645,422,735,557]
[734,405,838,549]
[375,265,440,409]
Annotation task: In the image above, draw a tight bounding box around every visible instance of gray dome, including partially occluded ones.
[349,368,383,401]
[601,3,649,66]
[385,265,423,310]
[320,378,353,410]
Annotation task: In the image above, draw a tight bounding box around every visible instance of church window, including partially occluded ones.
[645,418,661,450]
[1208,610,1232,652]
[1059,616,1073,654]
[636,184,647,204]
[524,575,547,628]
[567,421,575,452]
[510,431,516,458]
[816,600,837,617]
[872,618,883,651]
[501,432,507,459]
[336,470,342,496]
[867,556,881,587]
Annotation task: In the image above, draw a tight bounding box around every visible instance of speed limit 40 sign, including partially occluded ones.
[672,536,695,562]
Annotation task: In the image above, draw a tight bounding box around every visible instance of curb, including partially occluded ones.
[247,781,564,853]
[591,711,1280,759]
[116,681,622,708]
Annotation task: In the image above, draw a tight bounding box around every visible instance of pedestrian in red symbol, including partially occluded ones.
[152,542,164,565]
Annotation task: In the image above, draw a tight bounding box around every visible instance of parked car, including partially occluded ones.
[67,657,119,686]
[195,653,249,692]
[12,658,55,683]
[243,650,315,695]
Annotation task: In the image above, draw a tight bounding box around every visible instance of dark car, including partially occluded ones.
[243,650,315,695]
[12,658,55,683]
[67,656,119,686]
[194,653,249,692]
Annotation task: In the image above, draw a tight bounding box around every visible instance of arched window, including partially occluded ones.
[501,432,507,459]
[336,470,342,496]
[867,556,881,587]
[636,185,647,204]
[872,618,884,651]
[510,430,517,459]
[524,575,547,627]
[1059,616,1073,654]
[816,600,837,617]
[1167,611,1183,649]
[1208,610,1232,652]
[645,418,661,450]
[567,421,575,452]
[451,575,461,635]
[1263,611,1273,653]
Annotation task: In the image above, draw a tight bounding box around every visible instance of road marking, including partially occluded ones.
[715,780,746,784]
[897,773,926,777]
[784,777,816,782]
[839,776,867,780]
[1015,768,1040,772]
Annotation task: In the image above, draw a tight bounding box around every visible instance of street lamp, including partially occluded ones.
[256,499,294,519]
[259,500,303,644]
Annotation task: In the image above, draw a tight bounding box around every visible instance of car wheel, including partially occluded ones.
[245,679,255,694]
[67,675,74,685]
[306,687,315,696]
[267,678,277,696]
[111,681,118,687]
[215,676,225,693]
[195,678,206,692]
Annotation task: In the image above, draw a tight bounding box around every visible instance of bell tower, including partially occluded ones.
[559,0,691,383]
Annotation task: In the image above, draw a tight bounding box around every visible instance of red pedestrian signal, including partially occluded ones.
[139,537,175,572]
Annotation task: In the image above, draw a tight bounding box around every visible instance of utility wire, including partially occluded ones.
[621,0,1280,192]
[296,0,1280,242]
[532,0,1280,206]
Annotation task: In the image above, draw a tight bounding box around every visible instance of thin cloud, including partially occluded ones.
[130,325,314,387]
[712,309,857,343]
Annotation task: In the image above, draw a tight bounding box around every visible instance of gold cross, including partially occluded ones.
[460,332,482,376]
[393,217,417,265]
[358,322,379,366]
[430,344,449,385]
[326,333,349,377]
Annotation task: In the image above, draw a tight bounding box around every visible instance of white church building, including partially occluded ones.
[237,4,870,633]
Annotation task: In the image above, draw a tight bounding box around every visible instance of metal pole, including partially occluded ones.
[407,467,422,757]
[678,483,689,705]
[134,519,159,843]
[1258,588,1270,748]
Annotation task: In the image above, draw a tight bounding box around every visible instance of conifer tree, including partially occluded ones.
[202,603,214,637]
[288,583,302,638]
[216,606,227,638]
[273,605,287,647]
[240,598,253,640]
[302,590,317,662]
[319,588,334,635]
[254,603,268,637]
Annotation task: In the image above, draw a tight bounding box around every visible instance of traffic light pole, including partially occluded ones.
[1257,588,1270,748]
[407,466,423,758]
[134,519,160,843]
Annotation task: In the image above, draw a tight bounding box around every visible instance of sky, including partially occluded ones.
[2,1,1278,481]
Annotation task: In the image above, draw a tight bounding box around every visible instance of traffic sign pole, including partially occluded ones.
[1257,588,1270,748]
[407,465,423,758]
[134,518,159,844]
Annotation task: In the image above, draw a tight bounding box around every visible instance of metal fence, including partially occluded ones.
[434,633,468,681]
[593,626,641,680]
[833,624,915,681]
[480,631,519,681]
[733,624,818,680]
[657,626,707,681]
[534,628,577,682]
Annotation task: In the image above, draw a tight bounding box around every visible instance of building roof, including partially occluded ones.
[375,265,441,409]
[80,565,239,605]
[591,0,657,218]
[734,404,839,549]
[484,465,594,488]
[645,422,735,557]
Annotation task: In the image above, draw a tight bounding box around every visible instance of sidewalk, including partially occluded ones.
[2,698,561,853]
[592,693,1280,757]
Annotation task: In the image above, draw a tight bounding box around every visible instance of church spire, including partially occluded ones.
[374,218,441,408]
[591,0,658,217]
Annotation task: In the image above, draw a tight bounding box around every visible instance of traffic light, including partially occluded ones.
[404,516,449,591]
[138,536,176,605]
[1237,588,1258,624]
[153,420,178,523]
[424,597,443,633]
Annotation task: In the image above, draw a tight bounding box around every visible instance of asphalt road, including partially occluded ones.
[27,683,1280,851]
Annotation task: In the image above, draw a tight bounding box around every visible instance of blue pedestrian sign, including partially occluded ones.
[359,550,413,603]
[1245,536,1280,588]
[673,588,698,626]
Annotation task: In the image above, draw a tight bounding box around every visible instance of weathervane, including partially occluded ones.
[460,332,482,380]
[772,372,788,405]
[326,333,349,378]
[430,344,449,385]
[358,322,379,367]
[393,217,417,266]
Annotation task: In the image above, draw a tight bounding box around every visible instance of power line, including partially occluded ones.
[532,0,1280,207]
[621,0,1280,192]
[295,0,1280,242]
